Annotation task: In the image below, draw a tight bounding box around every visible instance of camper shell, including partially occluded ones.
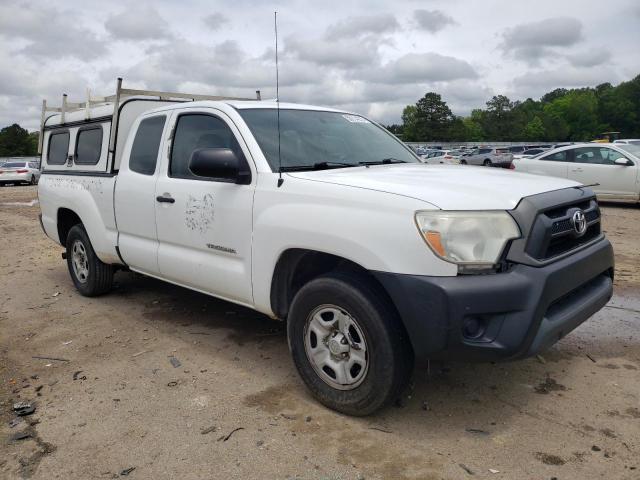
[39,78,260,174]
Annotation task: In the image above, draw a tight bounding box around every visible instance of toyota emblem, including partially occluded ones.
[571,210,587,237]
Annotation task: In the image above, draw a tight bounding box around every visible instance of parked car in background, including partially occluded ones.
[613,139,640,145]
[508,145,526,154]
[462,147,513,167]
[513,143,640,203]
[513,148,548,159]
[0,161,41,186]
[420,149,462,165]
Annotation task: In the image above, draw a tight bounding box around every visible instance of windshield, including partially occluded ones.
[2,162,27,168]
[238,109,419,171]
[617,144,640,157]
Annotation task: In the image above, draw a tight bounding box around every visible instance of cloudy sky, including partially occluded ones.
[1,0,639,130]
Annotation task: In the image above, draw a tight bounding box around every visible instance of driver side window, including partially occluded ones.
[573,147,623,165]
[170,114,244,180]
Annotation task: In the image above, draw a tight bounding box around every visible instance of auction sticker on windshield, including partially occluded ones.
[342,114,370,124]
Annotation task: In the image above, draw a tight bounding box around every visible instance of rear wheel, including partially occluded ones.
[65,225,113,296]
[483,159,492,166]
[287,271,413,416]
[460,159,467,165]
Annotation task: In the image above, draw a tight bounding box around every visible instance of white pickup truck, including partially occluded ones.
[38,81,614,415]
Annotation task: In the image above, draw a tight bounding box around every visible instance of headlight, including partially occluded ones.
[415,211,520,272]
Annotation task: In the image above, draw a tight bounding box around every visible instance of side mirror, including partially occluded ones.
[188,148,250,184]
[614,158,633,166]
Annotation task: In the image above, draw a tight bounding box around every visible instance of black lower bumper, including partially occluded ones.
[374,238,614,362]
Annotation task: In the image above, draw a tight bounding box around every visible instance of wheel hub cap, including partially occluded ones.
[303,305,369,390]
[71,240,89,284]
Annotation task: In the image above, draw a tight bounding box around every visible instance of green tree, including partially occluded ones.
[413,92,455,141]
[482,95,515,141]
[544,90,599,141]
[522,116,546,141]
[0,124,37,156]
[463,111,485,141]
[401,105,419,141]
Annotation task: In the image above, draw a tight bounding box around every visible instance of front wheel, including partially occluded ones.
[65,225,113,296]
[460,159,467,165]
[287,272,413,416]
[30,175,37,185]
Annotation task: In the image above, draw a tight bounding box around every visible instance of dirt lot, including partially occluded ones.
[1,185,639,480]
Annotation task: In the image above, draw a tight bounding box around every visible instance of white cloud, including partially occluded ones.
[365,53,478,84]
[0,2,106,60]
[202,12,229,31]
[0,0,638,129]
[105,7,172,40]
[501,17,583,64]
[413,9,456,33]
[325,14,399,39]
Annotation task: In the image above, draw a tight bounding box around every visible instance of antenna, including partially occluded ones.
[275,11,283,188]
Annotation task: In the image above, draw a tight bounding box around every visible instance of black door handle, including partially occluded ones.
[156,195,175,204]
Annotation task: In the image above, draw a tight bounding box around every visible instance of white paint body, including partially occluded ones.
[514,144,640,203]
[39,100,582,317]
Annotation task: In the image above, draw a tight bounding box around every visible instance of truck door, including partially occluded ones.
[154,109,255,305]
[114,113,168,275]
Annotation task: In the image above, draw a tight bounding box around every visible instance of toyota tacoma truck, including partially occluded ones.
[37,80,614,415]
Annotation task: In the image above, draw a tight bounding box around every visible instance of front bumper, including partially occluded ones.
[374,238,614,362]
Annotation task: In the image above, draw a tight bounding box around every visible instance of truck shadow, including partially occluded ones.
[108,270,585,423]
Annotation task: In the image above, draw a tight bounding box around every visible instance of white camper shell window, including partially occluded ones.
[75,126,103,165]
[47,131,70,165]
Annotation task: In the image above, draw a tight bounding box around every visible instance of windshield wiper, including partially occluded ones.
[359,158,408,165]
[279,161,358,172]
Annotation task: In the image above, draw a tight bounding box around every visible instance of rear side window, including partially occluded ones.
[129,116,166,175]
[48,132,69,165]
[541,151,568,162]
[75,127,103,165]
[479,148,492,154]
[170,114,243,180]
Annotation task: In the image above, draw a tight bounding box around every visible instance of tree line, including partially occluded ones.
[388,74,640,143]
[0,124,39,157]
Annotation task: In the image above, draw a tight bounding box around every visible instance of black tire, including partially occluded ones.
[460,159,467,165]
[287,271,413,416]
[65,224,113,296]
[483,159,492,166]
[30,175,37,185]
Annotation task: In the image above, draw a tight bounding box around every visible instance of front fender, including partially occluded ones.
[250,175,456,315]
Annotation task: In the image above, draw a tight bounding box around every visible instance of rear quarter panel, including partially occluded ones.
[38,174,120,264]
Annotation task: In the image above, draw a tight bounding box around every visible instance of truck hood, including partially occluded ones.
[287,164,580,210]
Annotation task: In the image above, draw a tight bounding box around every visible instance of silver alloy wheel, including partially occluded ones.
[71,240,89,284]
[303,304,369,390]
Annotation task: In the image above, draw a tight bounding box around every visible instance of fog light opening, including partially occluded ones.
[462,316,487,340]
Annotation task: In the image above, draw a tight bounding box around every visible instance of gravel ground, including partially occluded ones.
[1,185,639,480]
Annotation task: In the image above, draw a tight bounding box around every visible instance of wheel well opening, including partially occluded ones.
[270,249,390,320]
[57,208,82,245]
